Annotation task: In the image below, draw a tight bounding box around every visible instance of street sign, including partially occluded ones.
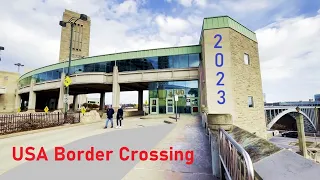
[186,98,190,106]
[64,76,72,87]
[44,106,49,113]
[81,107,86,115]
[175,95,178,102]
[17,107,21,113]
[63,94,69,103]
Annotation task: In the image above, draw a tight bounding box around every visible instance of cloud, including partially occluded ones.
[155,15,191,34]
[256,11,320,102]
[166,0,207,8]
[113,0,138,16]
[0,0,319,104]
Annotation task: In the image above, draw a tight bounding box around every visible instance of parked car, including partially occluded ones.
[281,131,298,138]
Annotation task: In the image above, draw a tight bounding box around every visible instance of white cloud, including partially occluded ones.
[256,12,320,102]
[166,0,207,8]
[194,0,207,7]
[0,0,319,104]
[155,15,191,34]
[221,0,270,13]
[113,0,138,16]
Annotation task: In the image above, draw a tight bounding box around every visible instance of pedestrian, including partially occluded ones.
[104,105,114,129]
[116,105,124,128]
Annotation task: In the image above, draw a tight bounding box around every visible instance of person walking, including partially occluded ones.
[104,105,114,129]
[116,105,124,128]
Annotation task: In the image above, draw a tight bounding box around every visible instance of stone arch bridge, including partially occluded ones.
[265,106,319,133]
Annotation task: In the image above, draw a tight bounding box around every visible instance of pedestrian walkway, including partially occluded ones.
[0,117,166,176]
[123,115,215,180]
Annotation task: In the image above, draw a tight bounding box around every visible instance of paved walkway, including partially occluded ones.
[0,115,214,179]
[0,117,166,176]
[123,115,215,179]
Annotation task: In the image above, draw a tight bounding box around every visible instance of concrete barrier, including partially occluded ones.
[80,110,102,124]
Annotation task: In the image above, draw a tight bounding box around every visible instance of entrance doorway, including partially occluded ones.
[150,98,159,114]
[191,97,199,114]
[166,98,174,114]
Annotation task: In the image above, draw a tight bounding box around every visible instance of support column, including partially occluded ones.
[57,72,65,111]
[100,92,105,110]
[27,78,36,112]
[138,90,143,111]
[296,113,307,157]
[73,94,79,111]
[112,65,120,111]
[14,87,21,112]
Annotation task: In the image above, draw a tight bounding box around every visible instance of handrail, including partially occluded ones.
[218,128,255,180]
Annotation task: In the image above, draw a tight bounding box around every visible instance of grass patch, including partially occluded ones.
[293,141,315,147]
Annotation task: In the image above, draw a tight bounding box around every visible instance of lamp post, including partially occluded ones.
[59,14,88,119]
[0,46,4,61]
[14,63,24,72]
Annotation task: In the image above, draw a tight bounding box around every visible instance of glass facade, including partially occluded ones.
[18,53,200,87]
[148,80,199,114]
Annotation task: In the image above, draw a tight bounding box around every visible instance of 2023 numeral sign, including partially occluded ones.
[214,34,225,105]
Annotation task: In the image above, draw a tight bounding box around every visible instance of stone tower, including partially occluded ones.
[59,9,91,62]
[199,16,267,139]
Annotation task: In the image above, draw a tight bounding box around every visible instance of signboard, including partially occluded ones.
[174,89,185,96]
[44,106,49,113]
[64,76,72,87]
[17,107,21,113]
[81,107,86,115]
[167,89,185,97]
[63,94,69,103]
[174,95,179,102]
[186,98,190,106]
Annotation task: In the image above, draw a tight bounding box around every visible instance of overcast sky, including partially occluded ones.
[0,0,320,104]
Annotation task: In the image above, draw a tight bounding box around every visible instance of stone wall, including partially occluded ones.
[59,9,90,62]
[201,27,266,139]
[80,110,102,124]
[229,29,267,139]
[0,71,19,113]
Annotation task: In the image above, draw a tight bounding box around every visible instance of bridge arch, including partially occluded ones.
[267,108,317,132]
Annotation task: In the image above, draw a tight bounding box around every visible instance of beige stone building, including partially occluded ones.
[59,9,91,109]
[16,15,267,138]
[200,16,266,138]
[59,9,91,62]
[0,71,20,113]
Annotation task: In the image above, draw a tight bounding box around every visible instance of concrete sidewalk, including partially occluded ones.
[122,115,215,180]
[0,117,167,175]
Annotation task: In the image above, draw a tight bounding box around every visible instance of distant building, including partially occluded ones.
[0,71,20,113]
[315,94,320,101]
[59,9,91,62]
[59,9,91,110]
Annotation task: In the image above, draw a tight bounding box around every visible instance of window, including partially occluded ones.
[248,96,254,107]
[189,54,200,67]
[244,53,250,65]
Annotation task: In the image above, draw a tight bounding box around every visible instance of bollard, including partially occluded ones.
[296,113,307,158]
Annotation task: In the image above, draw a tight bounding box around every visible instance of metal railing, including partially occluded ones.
[219,128,255,180]
[0,112,81,135]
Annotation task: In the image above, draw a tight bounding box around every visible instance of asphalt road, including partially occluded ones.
[0,123,175,179]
